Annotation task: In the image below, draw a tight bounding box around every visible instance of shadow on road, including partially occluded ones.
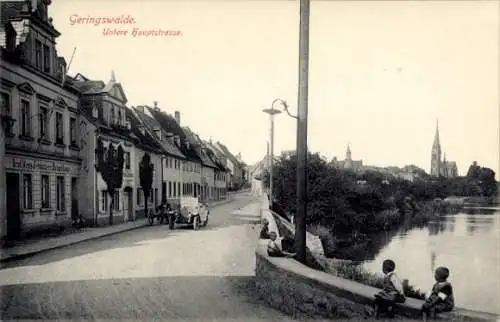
[0,275,283,320]
[1,195,262,269]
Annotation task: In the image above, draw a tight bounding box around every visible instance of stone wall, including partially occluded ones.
[256,195,499,321]
[255,245,374,319]
[255,245,500,321]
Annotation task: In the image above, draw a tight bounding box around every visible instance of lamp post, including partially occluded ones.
[295,0,310,264]
[262,99,287,202]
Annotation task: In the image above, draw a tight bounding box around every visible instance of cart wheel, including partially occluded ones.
[148,215,154,226]
[168,215,175,230]
[193,216,200,231]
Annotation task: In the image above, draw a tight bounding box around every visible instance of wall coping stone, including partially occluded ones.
[255,243,499,321]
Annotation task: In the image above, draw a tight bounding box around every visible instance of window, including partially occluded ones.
[56,176,65,211]
[39,106,48,139]
[35,40,42,69]
[43,44,50,73]
[1,92,10,115]
[112,191,120,211]
[55,112,63,143]
[178,182,181,197]
[101,190,108,211]
[118,109,122,125]
[150,189,153,202]
[21,99,31,136]
[23,174,33,209]
[168,181,172,197]
[41,175,50,208]
[137,188,142,206]
[173,182,176,197]
[124,152,130,169]
[70,117,77,145]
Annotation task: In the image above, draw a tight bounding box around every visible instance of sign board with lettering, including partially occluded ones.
[7,157,76,173]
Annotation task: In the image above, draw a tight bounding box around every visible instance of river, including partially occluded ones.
[361,208,500,314]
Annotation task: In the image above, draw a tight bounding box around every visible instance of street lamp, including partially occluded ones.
[262,98,288,203]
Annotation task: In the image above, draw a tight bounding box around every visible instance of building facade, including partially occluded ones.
[430,121,458,178]
[73,72,138,226]
[132,104,186,208]
[1,0,82,239]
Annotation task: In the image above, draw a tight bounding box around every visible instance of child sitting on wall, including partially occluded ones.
[373,259,406,319]
[267,231,296,258]
[421,266,454,321]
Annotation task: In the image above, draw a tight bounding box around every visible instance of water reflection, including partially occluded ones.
[361,210,500,314]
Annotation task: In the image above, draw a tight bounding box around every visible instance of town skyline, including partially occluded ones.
[50,0,498,177]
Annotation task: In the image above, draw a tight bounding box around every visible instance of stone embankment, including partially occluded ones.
[255,195,500,321]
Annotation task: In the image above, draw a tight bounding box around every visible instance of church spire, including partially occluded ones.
[433,119,440,147]
[110,70,116,82]
[346,143,352,160]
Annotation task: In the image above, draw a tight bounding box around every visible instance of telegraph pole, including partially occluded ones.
[295,0,310,264]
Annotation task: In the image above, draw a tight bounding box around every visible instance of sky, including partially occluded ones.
[49,0,499,177]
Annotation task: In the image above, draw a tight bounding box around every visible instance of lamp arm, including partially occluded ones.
[281,101,298,119]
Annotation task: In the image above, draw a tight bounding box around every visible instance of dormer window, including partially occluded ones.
[185,141,190,149]
[154,128,162,140]
[137,125,145,136]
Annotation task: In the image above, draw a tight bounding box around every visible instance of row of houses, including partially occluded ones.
[0,0,247,240]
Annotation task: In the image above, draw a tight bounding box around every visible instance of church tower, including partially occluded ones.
[346,144,352,161]
[430,120,442,177]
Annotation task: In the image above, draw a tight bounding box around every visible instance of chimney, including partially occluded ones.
[174,111,180,125]
[153,101,159,111]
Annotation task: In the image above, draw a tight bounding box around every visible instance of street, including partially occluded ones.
[0,193,291,320]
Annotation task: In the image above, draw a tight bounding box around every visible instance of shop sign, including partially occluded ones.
[11,158,72,172]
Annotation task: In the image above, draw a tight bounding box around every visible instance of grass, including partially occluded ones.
[331,262,427,300]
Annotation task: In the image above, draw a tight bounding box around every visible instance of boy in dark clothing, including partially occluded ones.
[259,218,270,239]
[374,259,406,319]
[422,266,454,321]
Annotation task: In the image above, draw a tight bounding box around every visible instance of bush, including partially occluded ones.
[332,262,426,300]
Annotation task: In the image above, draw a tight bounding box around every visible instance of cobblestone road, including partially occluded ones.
[0,194,293,320]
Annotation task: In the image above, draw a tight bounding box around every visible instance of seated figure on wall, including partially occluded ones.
[267,232,296,258]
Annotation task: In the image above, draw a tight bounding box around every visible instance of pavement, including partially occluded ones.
[0,194,241,264]
[0,192,300,320]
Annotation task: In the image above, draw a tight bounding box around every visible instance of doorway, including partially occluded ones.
[6,173,21,240]
[123,187,133,222]
[71,177,79,222]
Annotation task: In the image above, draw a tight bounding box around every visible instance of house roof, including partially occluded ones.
[215,141,242,167]
[182,127,218,169]
[125,107,162,153]
[146,106,202,163]
[202,140,230,172]
[133,107,185,159]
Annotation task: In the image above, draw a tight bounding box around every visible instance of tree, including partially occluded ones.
[96,138,125,226]
[139,153,154,218]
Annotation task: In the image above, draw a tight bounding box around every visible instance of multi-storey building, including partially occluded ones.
[0,0,82,239]
[125,106,168,218]
[147,107,207,200]
[132,104,186,208]
[72,72,137,226]
[183,127,220,201]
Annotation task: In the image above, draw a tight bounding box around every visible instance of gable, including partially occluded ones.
[17,82,36,95]
[109,83,127,103]
[55,97,69,109]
